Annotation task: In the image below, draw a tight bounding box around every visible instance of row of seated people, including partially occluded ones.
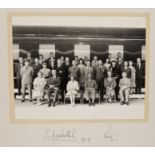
[33,69,130,107]
[14,52,145,107]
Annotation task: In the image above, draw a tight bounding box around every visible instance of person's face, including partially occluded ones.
[107,71,112,77]
[129,61,132,66]
[19,57,23,63]
[124,62,128,67]
[35,58,39,63]
[27,53,31,58]
[75,56,78,61]
[43,63,47,68]
[108,54,111,59]
[61,56,64,60]
[94,56,97,60]
[112,61,116,67]
[50,52,54,58]
[57,60,62,66]
[52,70,56,76]
[122,72,127,78]
[137,58,141,63]
[84,56,88,60]
[79,60,83,64]
[25,61,29,67]
[72,61,76,66]
[38,72,42,78]
[106,59,109,63]
[87,61,90,66]
[117,52,121,58]
[98,60,102,65]
[39,55,43,59]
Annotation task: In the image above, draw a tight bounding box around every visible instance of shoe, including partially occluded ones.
[125,101,129,105]
[109,98,112,103]
[48,100,52,107]
[29,99,32,102]
[120,101,124,105]
[53,102,56,107]
[21,99,25,102]
[48,104,51,107]
[88,100,91,106]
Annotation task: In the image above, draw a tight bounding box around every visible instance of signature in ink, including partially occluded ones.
[99,125,117,142]
[43,128,77,143]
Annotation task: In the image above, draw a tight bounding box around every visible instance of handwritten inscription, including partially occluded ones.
[43,128,91,144]
[43,128,77,143]
[99,125,117,142]
[43,125,117,145]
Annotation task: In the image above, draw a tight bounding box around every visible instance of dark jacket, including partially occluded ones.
[47,76,61,88]
[15,62,24,79]
[135,63,144,78]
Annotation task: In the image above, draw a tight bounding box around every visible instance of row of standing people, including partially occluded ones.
[14,52,144,106]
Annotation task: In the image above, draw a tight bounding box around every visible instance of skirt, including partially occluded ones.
[66,90,78,96]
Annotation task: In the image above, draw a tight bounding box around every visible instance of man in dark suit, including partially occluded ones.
[32,58,43,81]
[135,58,144,94]
[25,52,34,66]
[95,59,105,101]
[46,69,61,107]
[45,52,55,68]
[68,60,80,81]
[15,57,24,95]
[56,59,68,101]
[110,59,120,101]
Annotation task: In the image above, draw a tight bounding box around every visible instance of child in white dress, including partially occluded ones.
[33,71,46,105]
[67,74,79,106]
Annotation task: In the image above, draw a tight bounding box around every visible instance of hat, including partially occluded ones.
[111,59,117,63]
[68,74,76,78]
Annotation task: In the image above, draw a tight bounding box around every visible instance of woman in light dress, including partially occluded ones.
[33,71,46,105]
[129,61,136,94]
[39,62,51,81]
[77,58,85,90]
[66,74,79,106]
[104,58,111,71]
[104,71,116,103]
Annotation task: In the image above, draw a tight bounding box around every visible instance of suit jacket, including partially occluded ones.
[20,66,33,85]
[121,67,131,78]
[135,63,144,78]
[68,66,80,81]
[95,65,105,82]
[83,66,95,81]
[47,76,61,88]
[32,63,43,79]
[110,66,119,79]
[24,57,34,66]
[84,79,97,89]
[56,64,68,87]
[15,62,24,79]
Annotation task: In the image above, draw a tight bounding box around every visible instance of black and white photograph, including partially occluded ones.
[11,13,148,120]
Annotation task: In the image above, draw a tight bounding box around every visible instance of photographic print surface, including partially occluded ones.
[9,12,149,122]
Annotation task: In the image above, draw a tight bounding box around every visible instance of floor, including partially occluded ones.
[14,98,145,120]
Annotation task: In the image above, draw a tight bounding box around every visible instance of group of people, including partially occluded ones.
[14,51,144,107]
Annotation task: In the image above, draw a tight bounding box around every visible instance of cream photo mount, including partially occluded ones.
[7,11,150,124]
